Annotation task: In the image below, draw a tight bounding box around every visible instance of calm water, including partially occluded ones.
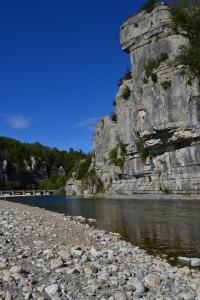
[8,196,200,259]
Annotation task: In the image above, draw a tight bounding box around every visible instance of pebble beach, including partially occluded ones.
[0,200,199,300]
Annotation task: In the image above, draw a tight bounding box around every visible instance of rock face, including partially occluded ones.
[90,3,200,196]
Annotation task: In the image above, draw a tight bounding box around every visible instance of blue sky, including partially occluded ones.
[0,0,147,152]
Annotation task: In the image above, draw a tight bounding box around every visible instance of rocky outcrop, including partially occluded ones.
[88,2,200,197]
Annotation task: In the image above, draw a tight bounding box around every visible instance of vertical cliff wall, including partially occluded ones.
[92,3,200,196]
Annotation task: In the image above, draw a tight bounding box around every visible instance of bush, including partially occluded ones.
[122,86,131,100]
[75,155,92,180]
[144,59,159,78]
[40,175,66,190]
[135,138,150,163]
[171,1,200,121]
[112,100,116,107]
[143,77,148,84]
[108,147,124,168]
[176,45,200,78]
[161,80,172,90]
[161,187,171,194]
[118,69,132,87]
[171,1,200,78]
[151,73,158,84]
[144,53,168,82]
[141,0,157,13]
[82,169,104,194]
[111,112,117,123]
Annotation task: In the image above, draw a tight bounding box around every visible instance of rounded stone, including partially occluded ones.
[45,284,59,296]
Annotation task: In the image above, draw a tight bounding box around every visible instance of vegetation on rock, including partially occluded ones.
[171,0,200,120]
[144,53,168,83]
[82,169,104,194]
[118,69,132,87]
[141,0,157,13]
[122,86,131,100]
[108,144,126,168]
[75,154,92,180]
[135,138,150,164]
[161,80,172,90]
[111,112,117,123]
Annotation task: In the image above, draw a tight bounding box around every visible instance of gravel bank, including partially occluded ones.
[0,200,199,300]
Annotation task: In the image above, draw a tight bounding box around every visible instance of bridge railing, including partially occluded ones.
[0,190,58,197]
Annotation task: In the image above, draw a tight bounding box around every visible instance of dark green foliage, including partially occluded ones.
[135,138,150,163]
[187,77,193,85]
[151,73,158,84]
[111,112,117,123]
[144,59,158,78]
[112,100,116,107]
[143,77,148,84]
[75,154,92,180]
[39,174,66,190]
[108,147,124,168]
[0,136,86,190]
[141,0,157,13]
[160,52,169,61]
[134,22,139,27]
[144,53,169,83]
[161,187,171,194]
[171,0,200,41]
[82,169,104,194]
[122,86,131,100]
[176,45,200,78]
[161,80,172,90]
[118,69,132,87]
[171,1,200,78]
[171,1,200,121]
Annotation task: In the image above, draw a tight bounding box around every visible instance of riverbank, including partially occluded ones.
[67,192,200,201]
[0,200,199,300]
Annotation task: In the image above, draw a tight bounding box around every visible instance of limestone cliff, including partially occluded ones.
[67,3,200,196]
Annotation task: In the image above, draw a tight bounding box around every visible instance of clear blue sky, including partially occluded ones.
[0,0,146,152]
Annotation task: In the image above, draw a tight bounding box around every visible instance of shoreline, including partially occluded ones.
[66,192,200,201]
[0,199,199,299]
[2,191,200,201]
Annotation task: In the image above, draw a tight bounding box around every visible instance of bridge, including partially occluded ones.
[0,190,58,198]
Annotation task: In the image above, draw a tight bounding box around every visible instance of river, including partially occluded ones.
[8,195,200,261]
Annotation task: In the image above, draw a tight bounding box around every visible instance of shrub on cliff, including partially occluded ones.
[82,169,104,194]
[172,0,200,78]
[141,0,157,13]
[118,69,132,87]
[171,0,200,120]
[161,80,172,90]
[122,86,131,100]
[111,112,117,123]
[135,138,149,164]
[144,53,168,83]
[75,154,92,180]
[108,145,125,168]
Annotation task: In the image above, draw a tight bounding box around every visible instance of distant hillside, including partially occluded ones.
[0,136,87,190]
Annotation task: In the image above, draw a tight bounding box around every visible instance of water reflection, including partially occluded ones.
[8,196,200,258]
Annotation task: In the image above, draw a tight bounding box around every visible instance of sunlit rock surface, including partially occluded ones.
[67,3,200,196]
